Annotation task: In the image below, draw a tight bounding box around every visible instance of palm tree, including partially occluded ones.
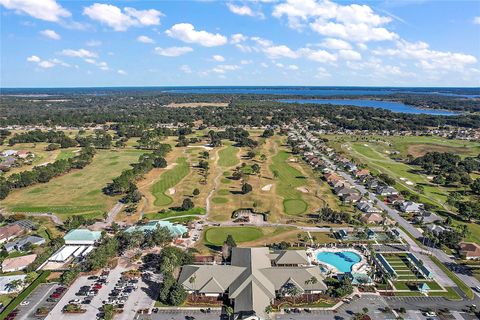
[225,306,234,318]
[189,275,196,302]
[6,279,23,292]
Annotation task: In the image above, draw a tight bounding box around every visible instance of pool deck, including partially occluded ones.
[308,247,369,275]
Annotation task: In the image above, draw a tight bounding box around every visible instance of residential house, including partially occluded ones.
[0,224,26,244]
[178,247,326,320]
[334,186,356,197]
[345,163,358,172]
[1,254,37,272]
[426,224,449,236]
[4,235,45,253]
[459,242,480,260]
[376,185,399,196]
[386,194,404,204]
[366,179,379,190]
[360,213,384,224]
[399,201,422,213]
[354,169,370,178]
[0,156,16,171]
[324,172,342,185]
[367,229,377,240]
[16,150,33,159]
[413,211,442,224]
[356,201,381,213]
[342,193,362,203]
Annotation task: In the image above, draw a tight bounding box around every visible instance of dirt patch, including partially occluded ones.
[166,162,177,169]
[407,144,472,158]
[165,102,228,108]
[261,184,273,191]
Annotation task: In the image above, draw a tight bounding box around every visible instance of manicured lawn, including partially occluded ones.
[151,157,190,207]
[2,149,145,218]
[144,207,205,220]
[204,227,263,246]
[56,149,77,160]
[218,145,239,167]
[269,150,308,215]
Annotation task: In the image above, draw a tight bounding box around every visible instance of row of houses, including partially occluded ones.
[0,150,34,171]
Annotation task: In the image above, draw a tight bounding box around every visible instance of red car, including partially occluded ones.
[93,284,102,290]
[50,293,61,299]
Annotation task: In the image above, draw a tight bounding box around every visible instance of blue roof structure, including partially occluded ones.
[126,220,187,237]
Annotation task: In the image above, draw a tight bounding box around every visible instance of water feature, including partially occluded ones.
[316,251,361,273]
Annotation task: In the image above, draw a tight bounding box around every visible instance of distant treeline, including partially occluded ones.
[0,94,479,129]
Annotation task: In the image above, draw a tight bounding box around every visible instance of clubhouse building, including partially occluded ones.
[178,247,327,319]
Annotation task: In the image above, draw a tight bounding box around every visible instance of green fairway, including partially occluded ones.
[204,226,263,246]
[2,149,146,218]
[151,157,190,207]
[218,145,239,167]
[56,149,77,160]
[269,149,308,215]
[144,207,205,220]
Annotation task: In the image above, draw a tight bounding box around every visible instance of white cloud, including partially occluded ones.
[212,55,225,62]
[316,66,331,78]
[86,40,102,47]
[261,62,269,68]
[180,65,192,73]
[474,16,480,24]
[117,69,127,75]
[319,38,351,50]
[27,55,69,69]
[231,33,247,44]
[227,3,264,18]
[0,0,70,22]
[374,40,477,71]
[84,58,109,71]
[137,35,155,43]
[40,29,60,40]
[299,48,337,63]
[338,49,361,60]
[263,45,299,59]
[154,46,193,57]
[273,0,397,43]
[60,49,97,59]
[83,3,162,31]
[166,23,227,47]
[310,21,397,43]
[27,55,41,63]
[211,64,240,74]
[240,59,252,65]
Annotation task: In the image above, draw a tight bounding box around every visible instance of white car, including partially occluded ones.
[69,299,81,304]
[425,312,437,317]
[20,301,30,306]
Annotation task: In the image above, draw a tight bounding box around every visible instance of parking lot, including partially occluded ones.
[136,308,222,320]
[42,265,158,320]
[14,283,59,320]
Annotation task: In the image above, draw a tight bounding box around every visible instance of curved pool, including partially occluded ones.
[316,251,361,273]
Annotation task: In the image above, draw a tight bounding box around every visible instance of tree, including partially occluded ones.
[241,182,252,194]
[471,178,480,195]
[103,304,116,320]
[153,157,167,168]
[192,188,200,196]
[168,283,187,306]
[251,163,261,175]
[181,198,194,210]
[225,234,237,248]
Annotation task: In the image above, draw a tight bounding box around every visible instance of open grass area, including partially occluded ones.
[151,157,190,207]
[269,150,308,215]
[143,207,205,220]
[2,149,146,218]
[218,144,239,167]
[204,226,264,246]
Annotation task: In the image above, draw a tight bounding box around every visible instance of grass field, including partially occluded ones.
[151,157,190,207]
[269,149,308,215]
[2,149,146,218]
[218,144,240,167]
[143,207,205,220]
[204,226,263,246]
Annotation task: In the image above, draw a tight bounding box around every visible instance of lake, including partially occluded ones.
[278,99,458,116]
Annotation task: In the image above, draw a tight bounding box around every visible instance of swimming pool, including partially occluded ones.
[316,251,361,273]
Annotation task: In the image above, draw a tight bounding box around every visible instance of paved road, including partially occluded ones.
[293,127,480,290]
[91,201,124,230]
[16,283,58,320]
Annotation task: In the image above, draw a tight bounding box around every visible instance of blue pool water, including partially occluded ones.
[279,99,458,116]
[317,251,361,273]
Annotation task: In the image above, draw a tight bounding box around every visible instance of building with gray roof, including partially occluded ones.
[178,247,326,319]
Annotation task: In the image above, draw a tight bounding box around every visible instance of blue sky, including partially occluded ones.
[1,0,479,87]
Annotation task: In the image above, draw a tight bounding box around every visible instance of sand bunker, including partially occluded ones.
[168,188,176,195]
[166,163,177,169]
[296,187,309,193]
[261,184,273,191]
[187,145,213,151]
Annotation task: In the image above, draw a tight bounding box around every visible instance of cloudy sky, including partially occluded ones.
[1,0,479,87]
